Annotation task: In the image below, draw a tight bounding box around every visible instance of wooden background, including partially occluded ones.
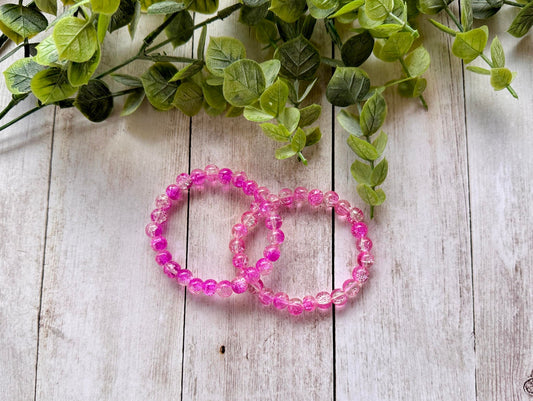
[1,2,532,400]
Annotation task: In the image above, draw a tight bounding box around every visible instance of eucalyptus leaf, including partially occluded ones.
[490,67,514,90]
[205,36,246,77]
[223,59,266,107]
[370,158,388,186]
[121,88,145,116]
[368,23,403,38]
[128,0,141,38]
[417,0,452,14]
[351,160,372,185]
[30,67,77,104]
[269,0,307,23]
[35,0,57,15]
[328,0,365,18]
[97,14,110,43]
[243,0,269,5]
[375,188,386,205]
[278,107,300,133]
[398,77,427,97]
[261,122,291,141]
[466,65,490,75]
[35,35,60,66]
[404,46,430,77]
[347,135,379,160]
[260,79,288,117]
[291,127,307,152]
[111,73,143,87]
[308,1,338,18]
[260,59,281,87]
[68,45,101,87]
[360,92,387,136]
[275,143,298,160]
[202,82,226,109]
[164,11,193,48]
[189,0,219,14]
[53,17,98,63]
[141,62,179,110]
[305,127,322,146]
[372,131,388,155]
[428,19,457,36]
[276,35,321,80]
[3,57,45,95]
[358,6,383,29]
[240,2,269,25]
[452,26,488,64]
[75,79,113,122]
[507,1,533,38]
[203,99,226,116]
[365,0,394,21]
[297,77,318,103]
[337,109,362,136]
[226,106,244,117]
[461,0,473,31]
[377,32,415,62]
[357,184,381,206]
[173,81,203,116]
[170,61,204,82]
[0,4,48,44]
[91,0,121,14]
[109,0,136,33]
[206,75,224,86]
[341,31,374,67]
[490,36,505,68]
[255,19,278,44]
[298,104,321,127]
[244,106,274,122]
[147,1,186,13]
[326,67,370,107]
[472,0,502,19]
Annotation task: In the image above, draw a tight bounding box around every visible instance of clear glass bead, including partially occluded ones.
[204,164,219,181]
[155,194,172,210]
[256,258,273,275]
[348,207,364,223]
[267,230,285,245]
[229,238,245,254]
[335,200,351,216]
[357,251,374,268]
[316,291,332,309]
[355,237,373,252]
[241,211,258,228]
[151,209,168,225]
[176,173,192,190]
[232,253,248,269]
[324,191,339,208]
[279,188,293,206]
[331,289,347,306]
[145,222,162,238]
[265,214,282,230]
[353,267,369,283]
[342,279,360,298]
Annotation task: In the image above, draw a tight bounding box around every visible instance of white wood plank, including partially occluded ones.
[464,9,533,400]
[34,18,191,399]
[0,43,54,400]
[334,17,476,400]
[182,4,335,400]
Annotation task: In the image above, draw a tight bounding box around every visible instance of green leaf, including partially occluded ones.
[372,130,388,155]
[297,77,318,103]
[68,45,101,86]
[360,92,387,136]
[278,107,300,133]
[164,11,193,48]
[260,79,288,117]
[358,7,383,29]
[291,127,307,152]
[74,79,113,122]
[305,127,322,146]
[351,160,372,185]
[398,77,427,97]
[54,17,98,63]
[428,19,457,36]
[206,75,224,86]
[141,62,179,110]
[109,0,136,33]
[197,25,207,59]
[370,158,388,186]
[326,67,370,107]
[147,1,186,13]
[365,0,394,21]
[189,0,219,14]
[472,0,502,19]
[0,4,48,43]
[173,81,203,116]
[30,67,77,104]
[259,59,281,87]
[226,106,243,117]
[34,36,60,66]
[275,143,298,160]
[202,82,226,109]
[269,0,306,23]
[298,104,321,127]
[244,106,274,122]
[341,31,374,67]
[490,36,505,68]
[308,0,338,18]
[261,122,291,141]
[275,35,321,80]
[357,184,381,206]
[111,73,143,87]
[329,0,365,18]
[97,14,110,43]
[223,59,266,107]
[205,36,246,77]
[368,23,403,38]
[3,58,45,95]
[417,0,452,14]
[243,0,270,6]
[508,2,533,38]
[169,61,203,82]
[91,0,120,14]
[240,2,269,25]
[35,0,57,15]
[377,32,415,62]
[203,100,225,116]
[466,65,490,75]
[128,0,141,38]
[375,188,386,205]
[404,46,430,77]
[121,88,145,116]
[490,67,514,90]
[347,135,379,160]
[337,109,362,136]
[255,19,278,44]
[452,26,488,64]
[461,0,473,31]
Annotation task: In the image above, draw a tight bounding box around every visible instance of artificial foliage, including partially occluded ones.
[0,0,529,217]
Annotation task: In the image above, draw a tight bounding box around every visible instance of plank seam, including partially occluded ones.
[331,42,337,401]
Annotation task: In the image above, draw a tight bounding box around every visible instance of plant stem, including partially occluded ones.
[139,55,201,63]
[388,12,419,37]
[320,56,343,67]
[0,34,9,50]
[0,105,46,132]
[94,55,138,79]
[297,151,308,166]
[0,43,27,63]
[111,88,139,97]
[324,19,343,50]
[398,58,429,109]
[443,5,463,31]
[504,0,524,6]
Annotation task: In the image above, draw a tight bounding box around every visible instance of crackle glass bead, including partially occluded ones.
[342,279,360,298]
[231,276,248,294]
[176,173,192,190]
[249,202,261,214]
[302,295,318,312]
[308,189,324,206]
[351,222,368,238]
[356,237,373,252]
[324,191,339,208]
[260,201,276,214]
[316,291,332,309]
[166,184,180,200]
[264,245,280,262]
[203,279,217,296]
[216,280,233,297]
[155,194,172,210]
[256,258,273,275]
[241,211,258,228]
[266,193,280,208]
[258,289,274,306]
[335,200,351,216]
[353,267,369,284]
[242,180,258,196]
[331,289,348,306]
[229,238,245,254]
[205,164,219,181]
[357,251,374,268]
[232,253,248,269]
[265,214,282,230]
[248,280,264,294]
[267,230,285,245]
[151,209,168,225]
[177,269,193,286]
[231,171,247,188]
[348,207,364,223]
[279,188,294,206]
[218,168,233,184]
[288,298,304,316]
[155,251,171,266]
[294,187,308,204]
[244,267,260,284]
[145,222,162,238]
[163,261,180,278]
[151,236,167,251]
[188,278,204,295]
[232,223,248,238]
[254,186,270,202]
[273,292,289,310]
[190,169,207,185]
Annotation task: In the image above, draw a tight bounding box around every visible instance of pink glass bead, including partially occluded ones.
[351,222,368,238]
[279,188,294,206]
[356,237,373,252]
[242,180,258,196]
[177,269,193,285]
[256,258,273,275]
[231,171,247,188]
[273,292,289,310]
[218,168,233,184]
[248,279,264,294]
[266,193,280,208]
[155,194,172,210]
[254,186,270,202]
[166,184,181,200]
[241,211,258,228]
[331,289,348,306]
[267,229,285,245]
[232,223,248,238]
[335,200,351,216]
[324,191,339,208]
[231,276,248,294]
[308,189,324,206]
[293,187,308,203]
[264,245,281,262]
[216,280,233,297]
[229,238,245,254]
[232,253,248,269]
[316,291,332,309]
[188,278,204,294]
[151,236,167,251]
[265,214,282,230]
[357,251,375,268]
[151,209,168,225]
[348,207,364,223]
[204,164,219,181]
[145,222,162,238]
[244,267,260,284]
[302,295,318,312]
[203,279,217,296]
[176,173,192,190]
[260,201,276,214]
[249,202,261,214]
[287,298,304,316]
[155,250,171,266]
[258,288,274,306]
[353,267,369,283]
[343,279,360,298]
[163,261,180,278]
[190,169,207,185]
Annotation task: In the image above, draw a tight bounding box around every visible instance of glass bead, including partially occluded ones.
[166,184,181,200]
[232,253,248,269]
[357,251,375,268]
[302,295,318,312]
[266,193,280,208]
[279,188,294,206]
[204,164,219,181]
[231,171,247,188]
[308,189,324,206]
[273,292,289,310]
[203,279,217,296]
[229,238,245,254]
[256,258,273,275]
[249,202,261,214]
[176,173,192,190]
[177,269,193,286]
[258,289,274,306]
[248,280,264,294]
[335,200,351,216]
[145,222,162,238]
[216,280,233,297]
[244,267,260,284]
[254,186,270,203]
[188,278,204,295]
[331,289,347,306]
[316,291,332,309]
[155,194,172,210]
[353,267,369,284]
[355,237,373,252]
[190,169,207,185]
[163,261,180,278]
[323,191,339,208]
[348,207,364,223]
[231,276,248,294]
[151,209,168,225]
[232,223,248,238]
[242,180,258,196]
[265,214,282,230]
[260,201,276,214]
[263,245,280,262]
[267,230,285,245]
[155,251,171,266]
[293,187,308,204]
[351,222,368,238]
[287,298,304,316]
[151,236,167,251]
[241,211,258,228]
[218,168,233,184]
[342,279,360,298]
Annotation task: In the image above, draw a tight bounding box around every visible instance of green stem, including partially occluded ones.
[320,56,344,67]
[443,4,464,31]
[0,34,9,50]
[324,19,343,50]
[0,43,28,63]
[0,105,46,132]
[138,55,201,63]
[388,12,419,37]
[399,58,428,109]
[503,0,524,6]
[297,151,308,166]
[94,55,138,79]
[111,88,139,97]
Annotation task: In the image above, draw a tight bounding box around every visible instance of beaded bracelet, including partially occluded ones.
[145,166,284,297]
[235,186,374,316]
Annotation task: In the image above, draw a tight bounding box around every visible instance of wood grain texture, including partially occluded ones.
[464,10,533,400]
